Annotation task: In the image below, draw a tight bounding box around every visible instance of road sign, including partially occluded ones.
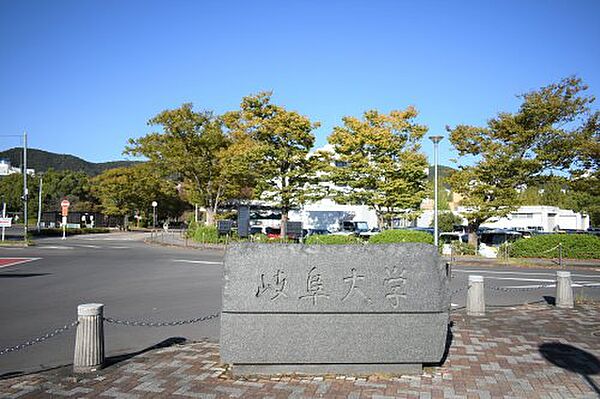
[0,218,11,228]
[61,199,70,217]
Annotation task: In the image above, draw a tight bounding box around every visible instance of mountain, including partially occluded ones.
[428,165,456,188]
[0,148,141,176]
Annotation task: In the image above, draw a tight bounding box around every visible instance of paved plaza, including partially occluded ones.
[1,303,599,398]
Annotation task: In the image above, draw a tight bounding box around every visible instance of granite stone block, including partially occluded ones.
[220,243,450,374]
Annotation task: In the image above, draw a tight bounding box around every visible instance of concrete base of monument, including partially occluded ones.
[230,363,423,376]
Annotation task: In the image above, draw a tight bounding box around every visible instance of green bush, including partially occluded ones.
[369,229,434,244]
[305,234,362,245]
[508,234,600,259]
[31,228,110,237]
[190,225,222,243]
[451,241,476,255]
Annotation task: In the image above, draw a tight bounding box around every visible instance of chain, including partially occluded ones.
[487,283,556,292]
[540,244,561,254]
[104,313,220,327]
[0,321,78,356]
[450,287,467,296]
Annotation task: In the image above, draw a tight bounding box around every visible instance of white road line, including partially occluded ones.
[172,259,223,265]
[37,246,74,250]
[0,257,41,269]
[78,244,101,248]
[453,269,600,279]
[108,246,130,249]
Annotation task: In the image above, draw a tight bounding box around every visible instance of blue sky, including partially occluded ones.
[1,0,599,166]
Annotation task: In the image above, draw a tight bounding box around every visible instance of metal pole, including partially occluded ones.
[1,201,5,242]
[153,207,156,230]
[434,142,439,246]
[429,135,443,247]
[23,131,28,241]
[37,176,43,232]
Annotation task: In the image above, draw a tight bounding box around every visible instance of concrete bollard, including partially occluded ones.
[556,271,574,309]
[467,275,485,316]
[73,303,105,373]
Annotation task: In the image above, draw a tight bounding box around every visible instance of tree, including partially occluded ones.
[223,92,325,237]
[326,107,429,228]
[91,165,185,228]
[125,104,231,225]
[448,76,597,245]
[430,212,463,233]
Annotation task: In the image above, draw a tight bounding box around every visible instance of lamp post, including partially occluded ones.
[151,201,158,231]
[429,135,443,247]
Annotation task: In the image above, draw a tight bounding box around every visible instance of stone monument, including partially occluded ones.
[220,243,450,375]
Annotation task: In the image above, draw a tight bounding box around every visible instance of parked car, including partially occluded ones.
[478,229,522,258]
[304,228,331,237]
[334,221,378,238]
[439,232,469,255]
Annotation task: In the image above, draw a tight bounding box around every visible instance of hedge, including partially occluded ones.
[369,229,434,244]
[31,228,110,236]
[305,234,362,245]
[508,234,600,259]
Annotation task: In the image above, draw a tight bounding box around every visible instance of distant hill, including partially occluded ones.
[428,165,455,188]
[0,148,141,176]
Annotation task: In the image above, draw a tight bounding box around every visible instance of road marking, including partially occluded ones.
[0,257,41,269]
[37,246,74,250]
[453,269,600,280]
[172,259,223,265]
[108,246,130,249]
[79,244,101,248]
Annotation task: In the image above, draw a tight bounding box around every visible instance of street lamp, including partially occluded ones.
[429,135,444,247]
[151,201,158,231]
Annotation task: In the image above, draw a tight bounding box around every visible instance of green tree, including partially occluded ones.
[448,76,597,246]
[430,212,463,233]
[327,107,429,228]
[223,92,325,237]
[91,165,185,228]
[125,104,231,225]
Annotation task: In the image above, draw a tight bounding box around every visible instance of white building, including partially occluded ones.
[289,199,378,231]
[477,205,589,232]
[0,159,34,176]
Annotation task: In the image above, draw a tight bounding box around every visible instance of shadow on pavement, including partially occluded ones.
[543,295,556,306]
[0,273,51,278]
[104,337,187,368]
[539,342,600,395]
[424,321,453,368]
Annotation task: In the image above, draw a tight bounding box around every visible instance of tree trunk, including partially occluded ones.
[205,208,216,226]
[280,211,288,239]
[467,221,479,249]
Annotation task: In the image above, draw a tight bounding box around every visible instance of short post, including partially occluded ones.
[556,271,574,309]
[467,275,485,316]
[558,243,563,268]
[73,303,105,373]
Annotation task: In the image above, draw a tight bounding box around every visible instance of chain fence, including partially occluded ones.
[103,312,220,327]
[0,321,78,356]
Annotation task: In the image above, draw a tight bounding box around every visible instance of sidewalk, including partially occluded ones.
[1,304,599,398]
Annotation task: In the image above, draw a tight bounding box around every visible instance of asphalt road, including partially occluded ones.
[0,233,599,377]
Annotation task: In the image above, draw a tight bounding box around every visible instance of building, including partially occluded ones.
[0,159,35,176]
[476,205,590,232]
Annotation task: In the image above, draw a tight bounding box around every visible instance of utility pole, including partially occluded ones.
[37,174,43,232]
[23,131,28,241]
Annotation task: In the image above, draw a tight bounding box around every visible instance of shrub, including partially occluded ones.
[31,228,110,236]
[451,241,476,255]
[305,234,362,245]
[369,229,434,245]
[190,225,222,243]
[508,234,600,259]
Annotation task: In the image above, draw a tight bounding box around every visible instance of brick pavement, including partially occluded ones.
[1,304,599,399]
